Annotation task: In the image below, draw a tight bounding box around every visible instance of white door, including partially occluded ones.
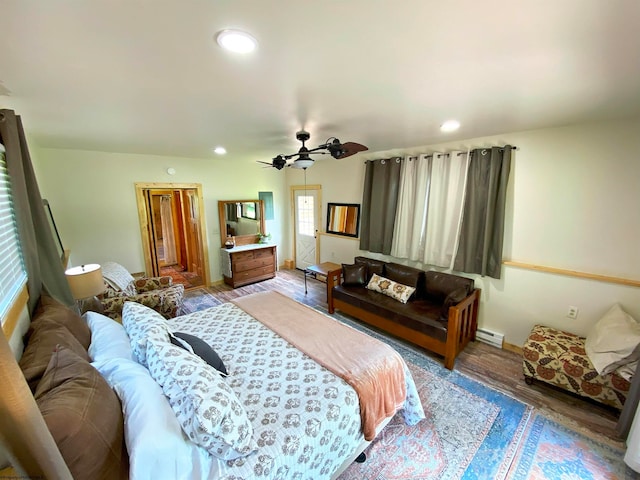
[293,187,321,270]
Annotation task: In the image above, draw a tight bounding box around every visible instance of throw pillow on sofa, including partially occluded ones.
[439,287,470,321]
[585,304,640,376]
[366,273,416,304]
[342,263,368,286]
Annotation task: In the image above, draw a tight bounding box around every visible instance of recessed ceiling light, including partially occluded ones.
[213,146,227,155]
[216,30,257,54]
[440,120,460,132]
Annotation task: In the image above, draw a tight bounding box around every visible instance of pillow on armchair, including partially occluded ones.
[102,261,137,296]
[100,262,185,320]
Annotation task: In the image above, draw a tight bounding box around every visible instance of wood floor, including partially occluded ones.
[203,268,623,443]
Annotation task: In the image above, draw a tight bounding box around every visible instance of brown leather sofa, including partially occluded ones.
[327,256,481,370]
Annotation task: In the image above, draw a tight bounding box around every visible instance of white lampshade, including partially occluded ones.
[65,264,105,300]
[292,158,314,169]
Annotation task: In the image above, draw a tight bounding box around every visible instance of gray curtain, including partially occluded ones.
[0,109,74,311]
[359,157,402,255]
[453,146,512,279]
[617,371,640,439]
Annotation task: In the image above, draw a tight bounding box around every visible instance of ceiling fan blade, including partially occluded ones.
[257,161,273,166]
[334,142,368,159]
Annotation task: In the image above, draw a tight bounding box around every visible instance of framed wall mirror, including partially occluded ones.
[326,202,360,238]
[218,200,265,247]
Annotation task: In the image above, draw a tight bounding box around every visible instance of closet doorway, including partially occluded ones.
[135,183,210,289]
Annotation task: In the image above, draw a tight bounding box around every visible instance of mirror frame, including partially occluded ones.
[218,200,266,247]
[326,202,361,238]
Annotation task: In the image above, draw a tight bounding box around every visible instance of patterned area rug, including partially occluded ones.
[328,308,637,480]
[506,412,639,480]
[160,265,204,289]
[181,287,222,313]
[338,360,529,480]
[334,313,531,480]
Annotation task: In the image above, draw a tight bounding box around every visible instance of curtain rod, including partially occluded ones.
[365,145,518,163]
[457,145,517,156]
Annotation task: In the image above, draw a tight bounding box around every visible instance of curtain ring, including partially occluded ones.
[381,159,386,165]
[395,158,401,163]
[481,149,487,155]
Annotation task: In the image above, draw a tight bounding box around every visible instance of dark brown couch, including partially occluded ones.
[327,256,481,370]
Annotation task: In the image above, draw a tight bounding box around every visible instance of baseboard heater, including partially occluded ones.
[476,328,504,348]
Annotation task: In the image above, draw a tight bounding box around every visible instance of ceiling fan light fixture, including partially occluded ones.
[216,29,257,54]
[440,120,461,132]
[293,158,314,169]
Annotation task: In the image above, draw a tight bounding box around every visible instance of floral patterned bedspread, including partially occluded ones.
[167,302,424,480]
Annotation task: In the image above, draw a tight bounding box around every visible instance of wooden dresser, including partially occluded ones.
[221,244,277,288]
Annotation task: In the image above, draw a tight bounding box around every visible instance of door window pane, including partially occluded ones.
[297,195,315,236]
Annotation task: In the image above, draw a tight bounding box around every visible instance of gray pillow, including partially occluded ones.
[170,332,228,375]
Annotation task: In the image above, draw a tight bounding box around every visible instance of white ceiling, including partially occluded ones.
[1,1,640,163]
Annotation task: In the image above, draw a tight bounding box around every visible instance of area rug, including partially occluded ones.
[338,359,531,480]
[180,287,222,313]
[506,412,639,480]
[328,308,636,480]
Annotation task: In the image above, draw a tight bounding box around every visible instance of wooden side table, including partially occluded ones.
[304,262,342,297]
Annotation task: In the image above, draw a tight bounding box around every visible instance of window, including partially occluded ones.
[297,195,315,236]
[0,144,27,322]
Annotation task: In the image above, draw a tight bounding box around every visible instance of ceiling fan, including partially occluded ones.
[258,130,368,170]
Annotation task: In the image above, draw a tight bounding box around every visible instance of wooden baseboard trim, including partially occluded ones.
[503,341,522,355]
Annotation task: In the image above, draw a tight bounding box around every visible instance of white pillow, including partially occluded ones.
[145,340,257,460]
[585,304,640,375]
[93,358,214,479]
[122,301,170,366]
[366,273,416,304]
[84,311,133,363]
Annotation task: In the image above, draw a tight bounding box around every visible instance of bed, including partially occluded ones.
[17,291,425,479]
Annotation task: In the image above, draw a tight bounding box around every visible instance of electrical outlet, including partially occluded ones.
[567,306,579,319]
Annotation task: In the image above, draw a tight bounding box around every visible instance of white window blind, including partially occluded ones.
[0,143,27,322]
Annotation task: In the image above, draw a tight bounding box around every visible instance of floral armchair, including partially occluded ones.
[99,262,184,320]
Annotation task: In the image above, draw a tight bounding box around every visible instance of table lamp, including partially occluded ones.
[65,263,105,314]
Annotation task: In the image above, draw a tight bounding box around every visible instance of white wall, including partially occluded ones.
[284,118,640,346]
[31,148,289,283]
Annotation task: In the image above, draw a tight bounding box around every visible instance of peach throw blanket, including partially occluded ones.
[231,291,406,441]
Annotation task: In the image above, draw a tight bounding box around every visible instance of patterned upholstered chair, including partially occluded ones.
[523,324,630,410]
[99,261,184,321]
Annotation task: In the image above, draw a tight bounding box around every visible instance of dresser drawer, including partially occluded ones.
[231,250,256,263]
[253,247,274,259]
[234,265,275,281]
[234,256,274,273]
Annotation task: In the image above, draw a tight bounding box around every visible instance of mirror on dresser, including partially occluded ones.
[218,200,266,247]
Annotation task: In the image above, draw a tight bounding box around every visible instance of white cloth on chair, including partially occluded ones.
[102,262,136,295]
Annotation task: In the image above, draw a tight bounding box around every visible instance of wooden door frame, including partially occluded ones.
[147,189,184,268]
[135,182,210,286]
[290,184,322,269]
